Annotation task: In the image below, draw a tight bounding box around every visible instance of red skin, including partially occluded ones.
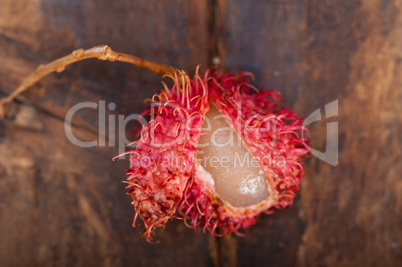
[124,69,310,242]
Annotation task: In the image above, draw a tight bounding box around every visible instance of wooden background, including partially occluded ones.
[0,0,401,266]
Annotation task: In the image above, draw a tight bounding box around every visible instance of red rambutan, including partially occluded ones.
[0,46,310,242]
[122,68,310,241]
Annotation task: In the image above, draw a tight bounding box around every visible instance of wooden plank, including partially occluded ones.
[0,0,213,267]
[212,2,308,266]
[298,1,402,266]
[216,0,402,266]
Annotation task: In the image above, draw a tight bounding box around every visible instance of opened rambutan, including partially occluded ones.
[0,46,310,242]
[123,68,310,241]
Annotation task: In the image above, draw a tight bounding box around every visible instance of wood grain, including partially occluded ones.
[0,0,401,266]
[216,0,402,266]
[0,1,212,267]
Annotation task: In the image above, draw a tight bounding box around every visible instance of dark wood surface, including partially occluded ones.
[0,1,401,266]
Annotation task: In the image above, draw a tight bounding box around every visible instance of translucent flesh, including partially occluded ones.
[197,103,269,207]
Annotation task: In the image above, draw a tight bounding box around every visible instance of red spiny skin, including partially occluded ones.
[124,69,310,242]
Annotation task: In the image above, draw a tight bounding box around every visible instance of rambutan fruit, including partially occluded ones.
[123,68,310,241]
[0,46,310,242]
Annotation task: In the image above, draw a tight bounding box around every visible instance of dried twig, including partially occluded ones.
[0,45,176,118]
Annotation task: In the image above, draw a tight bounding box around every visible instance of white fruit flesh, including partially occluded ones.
[197,103,269,207]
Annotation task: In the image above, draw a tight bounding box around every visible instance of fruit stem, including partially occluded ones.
[0,45,176,119]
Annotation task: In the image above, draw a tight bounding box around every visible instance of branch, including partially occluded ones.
[0,45,177,118]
